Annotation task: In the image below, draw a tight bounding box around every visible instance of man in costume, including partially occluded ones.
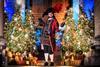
[35,12,48,60]
[41,7,59,66]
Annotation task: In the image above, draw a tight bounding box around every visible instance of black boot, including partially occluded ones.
[50,62,54,66]
[44,62,48,66]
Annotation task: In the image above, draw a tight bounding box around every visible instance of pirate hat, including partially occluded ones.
[42,7,53,17]
[45,7,55,14]
[42,11,48,17]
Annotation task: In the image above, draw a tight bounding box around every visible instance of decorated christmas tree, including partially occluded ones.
[62,8,94,53]
[4,10,36,52]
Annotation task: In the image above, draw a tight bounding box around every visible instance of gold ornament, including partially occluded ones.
[25,34,29,38]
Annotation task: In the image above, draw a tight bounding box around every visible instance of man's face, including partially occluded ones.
[48,12,53,18]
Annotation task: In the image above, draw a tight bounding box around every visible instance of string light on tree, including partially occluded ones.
[4,10,36,52]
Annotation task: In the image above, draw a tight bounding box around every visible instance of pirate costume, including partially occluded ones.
[41,7,59,66]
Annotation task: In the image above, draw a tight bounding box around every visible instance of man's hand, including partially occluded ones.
[41,44,44,50]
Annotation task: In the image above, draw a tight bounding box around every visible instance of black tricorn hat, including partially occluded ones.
[45,7,55,14]
[42,11,48,17]
[42,7,55,17]
[46,7,54,13]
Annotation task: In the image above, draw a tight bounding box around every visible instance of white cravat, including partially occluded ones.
[59,25,66,31]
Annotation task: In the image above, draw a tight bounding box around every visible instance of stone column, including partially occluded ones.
[0,0,4,66]
[0,0,4,37]
[0,0,5,50]
[90,0,100,65]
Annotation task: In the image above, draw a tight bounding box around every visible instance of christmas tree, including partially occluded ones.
[62,8,94,53]
[4,10,36,52]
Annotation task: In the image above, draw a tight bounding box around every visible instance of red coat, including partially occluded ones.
[50,18,59,52]
[41,17,59,52]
